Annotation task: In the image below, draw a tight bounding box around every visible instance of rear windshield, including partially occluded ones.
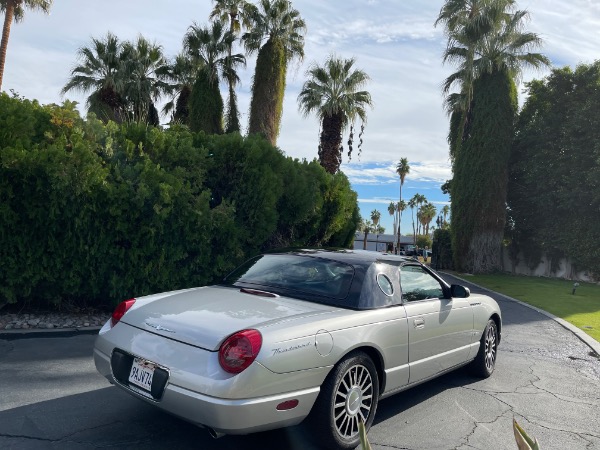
[223,254,355,299]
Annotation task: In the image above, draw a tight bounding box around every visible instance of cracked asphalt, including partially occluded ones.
[1,275,599,449]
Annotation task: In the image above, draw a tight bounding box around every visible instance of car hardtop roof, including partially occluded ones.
[267,248,415,267]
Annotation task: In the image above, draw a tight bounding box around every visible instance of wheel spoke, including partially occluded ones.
[341,377,351,392]
[361,381,372,394]
[351,415,359,435]
[358,409,367,423]
[343,415,351,436]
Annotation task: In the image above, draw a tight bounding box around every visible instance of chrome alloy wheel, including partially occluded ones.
[333,363,374,439]
[484,324,497,370]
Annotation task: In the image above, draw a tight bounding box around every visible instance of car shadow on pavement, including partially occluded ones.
[0,386,319,450]
[373,367,478,425]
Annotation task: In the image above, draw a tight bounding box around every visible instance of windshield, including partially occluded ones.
[223,254,355,299]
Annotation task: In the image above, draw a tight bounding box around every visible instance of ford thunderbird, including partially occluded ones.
[93,249,501,449]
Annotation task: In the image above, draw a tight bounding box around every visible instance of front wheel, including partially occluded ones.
[469,319,498,378]
[309,351,379,449]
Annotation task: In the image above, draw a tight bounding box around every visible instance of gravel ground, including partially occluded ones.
[0,311,109,330]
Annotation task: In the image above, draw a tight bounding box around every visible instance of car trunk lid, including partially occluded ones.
[120,285,336,350]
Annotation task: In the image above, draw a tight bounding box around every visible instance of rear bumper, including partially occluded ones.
[93,323,324,435]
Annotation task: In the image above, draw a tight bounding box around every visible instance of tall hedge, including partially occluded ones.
[508,62,600,277]
[0,93,359,310]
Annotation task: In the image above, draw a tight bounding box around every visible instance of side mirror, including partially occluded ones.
[450,284,470,298]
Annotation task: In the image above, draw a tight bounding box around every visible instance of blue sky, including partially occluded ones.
[2,0,599,233]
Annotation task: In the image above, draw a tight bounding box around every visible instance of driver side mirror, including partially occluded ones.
[450,284,470,298]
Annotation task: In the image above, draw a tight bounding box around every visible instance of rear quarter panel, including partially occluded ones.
[256,306,409,391]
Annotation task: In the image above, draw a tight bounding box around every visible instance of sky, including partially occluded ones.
[2,0,599,235]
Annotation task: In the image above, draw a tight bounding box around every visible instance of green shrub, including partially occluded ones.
[0,94,360,310]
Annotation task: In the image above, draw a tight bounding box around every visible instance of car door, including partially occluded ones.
[400,263,473,384]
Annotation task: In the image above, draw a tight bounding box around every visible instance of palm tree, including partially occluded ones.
[370,209,382,251]
[298,55,373,174]
[120,36,170,125]
[387,201,396,238]
[420,202,437,236]
[413,193,427,235]
[395,158,410,251]
[435,0,514,117]
[438,0,549,272]
[63,34,170,125]
[360,219,373,250]
[243,0,306,145]
[408,197,417,245]
[62,32,127,123]
[436,0,515,153]
[409,193,427,244]
[184,20,245,134]
[210,0,252,133]
[0,0,52,90]
[161,53,197,124]
[442,205,450,227]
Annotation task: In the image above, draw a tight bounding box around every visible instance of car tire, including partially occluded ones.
[308,351,379,449]
[469,319,498,378]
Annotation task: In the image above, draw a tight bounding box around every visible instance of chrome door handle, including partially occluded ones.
[414,318,425,329]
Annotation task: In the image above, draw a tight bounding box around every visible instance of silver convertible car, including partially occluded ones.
[94,249,501,449]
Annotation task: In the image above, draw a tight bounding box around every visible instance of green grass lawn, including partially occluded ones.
[455,272,600,342]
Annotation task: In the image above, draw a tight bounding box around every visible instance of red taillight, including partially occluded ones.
[218,329,262,374]
[111,298,136,327]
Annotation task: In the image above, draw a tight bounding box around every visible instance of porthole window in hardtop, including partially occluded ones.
[399,265,444,302]
[377,273,394,296]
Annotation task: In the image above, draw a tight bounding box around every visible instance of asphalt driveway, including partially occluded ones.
[1,276,599,449]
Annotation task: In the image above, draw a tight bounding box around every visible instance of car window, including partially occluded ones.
[377,273,394,296]
[223,254,355,299]
[399,265,444,302]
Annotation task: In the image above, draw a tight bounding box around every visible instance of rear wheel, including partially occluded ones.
[309,351,379,449]
[470,319,498,378]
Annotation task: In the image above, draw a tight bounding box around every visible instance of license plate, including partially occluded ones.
[128,357,155,392]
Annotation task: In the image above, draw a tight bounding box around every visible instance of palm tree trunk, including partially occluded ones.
[411,207,416,245]
[225,14,240,133]
[396,184,402,251]
[248,38,286,145]
[319,112,344,174]
[0,1,16,91]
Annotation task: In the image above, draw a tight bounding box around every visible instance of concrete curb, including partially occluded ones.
[0,326,102,341]
[442,272,600,357]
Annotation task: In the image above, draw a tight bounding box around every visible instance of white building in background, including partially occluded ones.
[353,233,415,253]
